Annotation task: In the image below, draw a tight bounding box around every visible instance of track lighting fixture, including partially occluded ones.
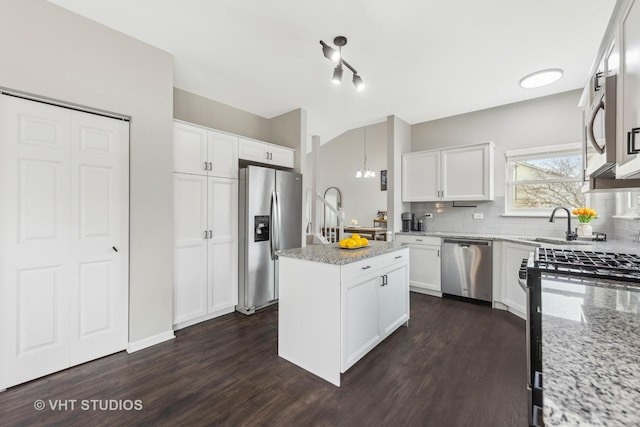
[320,36,365,91]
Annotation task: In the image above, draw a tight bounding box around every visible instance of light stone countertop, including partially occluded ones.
[396,231,640,254]
[277,241,405,265]
[540,277,640,426]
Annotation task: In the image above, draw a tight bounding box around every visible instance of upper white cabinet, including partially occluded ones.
[402,142,494,202]
[239,137,295,168]
[173,121,238,178]
[616,0,640,178]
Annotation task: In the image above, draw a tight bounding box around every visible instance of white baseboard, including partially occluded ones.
[410,287,443,298]
[173,306,235,331]
[127,330,175,353]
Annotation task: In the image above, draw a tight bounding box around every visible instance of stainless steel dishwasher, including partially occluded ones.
[441,239,492,302]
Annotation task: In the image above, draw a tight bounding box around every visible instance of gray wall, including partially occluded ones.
[312,122,388,228]
[174,88,271,141]
[408,89,616,238]
[1,0,174,343]
[269,108,306,173]
[411,89,584,198]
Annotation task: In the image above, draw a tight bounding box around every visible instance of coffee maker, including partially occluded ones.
[401,212,414,232]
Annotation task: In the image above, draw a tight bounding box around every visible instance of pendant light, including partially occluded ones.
[355,126,375,178]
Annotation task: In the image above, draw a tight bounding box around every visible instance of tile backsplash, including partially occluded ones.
[410,194,618,239]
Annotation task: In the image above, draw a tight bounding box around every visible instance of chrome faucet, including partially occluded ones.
[549,207,578,241]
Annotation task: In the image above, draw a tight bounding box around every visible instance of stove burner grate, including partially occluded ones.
[533,248,640,283]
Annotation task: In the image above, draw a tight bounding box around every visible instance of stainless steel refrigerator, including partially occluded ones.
[237,165,302,315]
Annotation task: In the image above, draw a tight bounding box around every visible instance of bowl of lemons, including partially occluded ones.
[339,233,369,250]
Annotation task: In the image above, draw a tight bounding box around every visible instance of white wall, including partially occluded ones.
[0,0,174,343]
[387,115,412,233]
[313,122,388,228]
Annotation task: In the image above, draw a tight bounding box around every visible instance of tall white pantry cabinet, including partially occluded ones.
[0,95,129,390]
[173,121,238,329]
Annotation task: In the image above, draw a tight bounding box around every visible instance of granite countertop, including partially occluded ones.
[277,241,405,265]
[395,231,640,254]
[540,276,640,426]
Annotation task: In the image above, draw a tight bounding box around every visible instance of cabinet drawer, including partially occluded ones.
[340,249,409,283]
[396,235,441,246]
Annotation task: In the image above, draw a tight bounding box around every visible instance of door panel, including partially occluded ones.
[379,265,409,336]
[174,174,208,324]
[208,177,238,312]
[208,130,238,178]
[0,96,72,388]
[70,111,128,365]
[239,138,269,163]
[174,122,208,175]
[269,144,294,168]
[275,170,302,251]
[244,166,275,308]
[402,151,440,201]
[342,276,380,370]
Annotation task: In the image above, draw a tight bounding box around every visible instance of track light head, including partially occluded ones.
[332,64,343,85]
[321,43,340,62]
[352,74,365,91]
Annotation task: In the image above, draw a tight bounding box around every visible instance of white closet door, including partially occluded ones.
[208,176,238,313]
[68,111,128,365]
[174,174,208,324]
[0,96,72,388]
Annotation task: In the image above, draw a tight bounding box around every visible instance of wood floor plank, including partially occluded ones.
[0,293,527,426]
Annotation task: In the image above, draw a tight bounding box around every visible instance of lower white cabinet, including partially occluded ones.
[395,235,442,296]
[279,248,409,386]
[492,241,532,320]
[173,173,238,329]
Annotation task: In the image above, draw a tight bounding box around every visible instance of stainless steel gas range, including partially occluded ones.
[519,248,640,427]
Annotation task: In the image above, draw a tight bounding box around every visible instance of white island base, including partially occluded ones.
[278,244,409,386]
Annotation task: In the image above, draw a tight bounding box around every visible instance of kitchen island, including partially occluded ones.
[277,241,409,386]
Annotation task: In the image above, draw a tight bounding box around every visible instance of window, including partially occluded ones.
[505,143,585,215]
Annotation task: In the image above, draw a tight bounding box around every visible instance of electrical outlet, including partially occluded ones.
[424,213,433,218]
[473,213,484,220]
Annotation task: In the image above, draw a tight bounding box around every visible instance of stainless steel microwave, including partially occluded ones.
[584,74,616,178]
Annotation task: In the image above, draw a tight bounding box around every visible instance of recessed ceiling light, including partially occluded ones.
[519,68,563,88]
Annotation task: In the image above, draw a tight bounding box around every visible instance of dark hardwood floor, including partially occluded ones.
[0,293,527,426]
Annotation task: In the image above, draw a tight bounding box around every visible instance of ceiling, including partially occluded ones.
[49,0,616,143]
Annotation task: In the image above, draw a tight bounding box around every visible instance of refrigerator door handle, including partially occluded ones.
[275,191,282,252]
[270,190,277,260]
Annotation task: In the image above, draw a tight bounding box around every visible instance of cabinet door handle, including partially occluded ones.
[380,274,387,286]
[208,162,213,171]
[209,230,213,238]
[361,265,371,270]
[416,239,423,242]
[203,161,208,171]
[395,255,402,259]
[437,249,440,257]
[627,128,640,154]
[204,230,208,239]
[112,246,118,252]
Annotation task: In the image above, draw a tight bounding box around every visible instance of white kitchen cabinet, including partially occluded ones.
[239,136,295,168]
[279,247,409,386]
[401,150,440,201]
[395,235,441,296]
[616,0,640,179]
[0,95,129,390]
[402,142,494,202]
[173,173,238,330]
[492,241,532,320]
[173,121,238,178]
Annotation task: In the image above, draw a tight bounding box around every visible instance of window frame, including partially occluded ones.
[504,143,585,217]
